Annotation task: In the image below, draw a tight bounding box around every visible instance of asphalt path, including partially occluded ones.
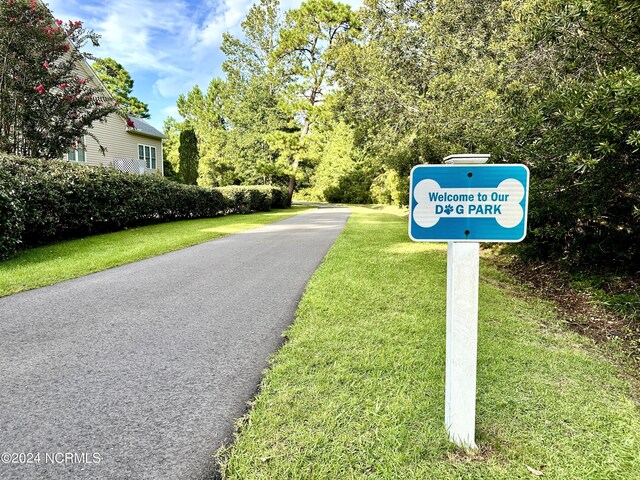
[0,207,350,480]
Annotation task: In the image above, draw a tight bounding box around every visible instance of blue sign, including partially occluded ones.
[409,164,529,242]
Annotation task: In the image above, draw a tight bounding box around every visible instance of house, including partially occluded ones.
[64,60,165,175]
[56,14,165,175]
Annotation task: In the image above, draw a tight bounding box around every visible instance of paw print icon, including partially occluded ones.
[443,204,454,215]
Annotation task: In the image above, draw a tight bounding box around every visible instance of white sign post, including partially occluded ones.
[409,154,530,450]
[445,240,480,448]
[444,154,485,449]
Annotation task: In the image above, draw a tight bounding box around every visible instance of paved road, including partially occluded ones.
[0,208,349,480]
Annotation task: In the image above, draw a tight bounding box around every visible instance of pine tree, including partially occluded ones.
[93,58,150,118]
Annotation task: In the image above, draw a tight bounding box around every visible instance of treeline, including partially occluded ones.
[163,0,363,204]
[166,0,639,271]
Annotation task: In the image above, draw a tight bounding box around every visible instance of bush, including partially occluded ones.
[0,166,23,259]
[218,185,290,213]
[268,186,290,209]
[369,173,393,205]
[323,167,373,205]
[0,155,289,260]
[369,170,409,207]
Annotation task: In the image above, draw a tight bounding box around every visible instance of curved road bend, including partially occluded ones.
[0,207,350,480]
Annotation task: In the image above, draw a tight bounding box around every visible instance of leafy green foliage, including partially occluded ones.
[221,0,283,85]
[332,0,639,270]
[0,0,117,158]
[179,128,199,185]
[170,0,364,202]
[0,165,23,258]
[369,169,408,207]
[500,0,640,270]
[220,0,293,187]
[177,79,232,186]
[299,121,378,204]
[92,57,150,118]
[218,185,290,213]
[162,116,181,175]
[336,0,509,174]
[0,155,288,260]
[276,0,359,202]
[162,158,179,182]
[166,0,638,270]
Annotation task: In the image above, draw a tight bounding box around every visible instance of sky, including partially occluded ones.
[46,0,363,130]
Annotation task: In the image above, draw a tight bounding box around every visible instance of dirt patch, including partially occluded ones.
[488,253,639,373]
[446,443,497,464]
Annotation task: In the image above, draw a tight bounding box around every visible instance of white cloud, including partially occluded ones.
[196,0,253,52]
[162,105,181,118]
[154,75,192,99]
[45,0,363,126]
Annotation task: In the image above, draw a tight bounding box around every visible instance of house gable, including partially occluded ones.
[40,1,163,175]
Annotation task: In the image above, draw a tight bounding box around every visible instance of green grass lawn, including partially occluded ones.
[219,206,640,480]
[0,207,311,297]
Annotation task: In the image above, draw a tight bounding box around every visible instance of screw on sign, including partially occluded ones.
[409,154,530,449]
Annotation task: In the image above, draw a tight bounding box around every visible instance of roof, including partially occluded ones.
[127,116,166,139]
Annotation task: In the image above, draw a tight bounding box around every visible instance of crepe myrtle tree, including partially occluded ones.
[0,0,117,159]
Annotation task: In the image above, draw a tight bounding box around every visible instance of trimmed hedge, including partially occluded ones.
[0,155,289,260]
[217,185,289,213]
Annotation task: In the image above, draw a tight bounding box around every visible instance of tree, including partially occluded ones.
[308,120,377,203]
[335,0,640,269]
[221,0,283,87]
[177,79,230,186]
[276,0,359,204]
[93,57,150,118]
[0,0,117,159]
[162,116,180,180]
[336,0,509,178]
[178,128,199,185]
[500,0,640,269]
[220,0,292,186]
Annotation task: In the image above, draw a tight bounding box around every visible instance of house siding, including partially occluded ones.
[82,114,163,174]
[62,58,163,174]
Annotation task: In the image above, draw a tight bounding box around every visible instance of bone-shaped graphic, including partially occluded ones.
[413,178,525,228]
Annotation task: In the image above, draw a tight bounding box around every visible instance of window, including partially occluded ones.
[138,144,157,169]
[67,137,86,162]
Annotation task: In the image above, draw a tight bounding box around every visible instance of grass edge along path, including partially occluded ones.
[219,206,639,480]
[0,206,312,297]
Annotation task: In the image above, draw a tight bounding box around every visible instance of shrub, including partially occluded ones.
[268,185,290,209]
[323,166,373,205]
[217,185,289,213]
[369,169,408,206]
[0,155,289,260]
[0,166,24,259]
